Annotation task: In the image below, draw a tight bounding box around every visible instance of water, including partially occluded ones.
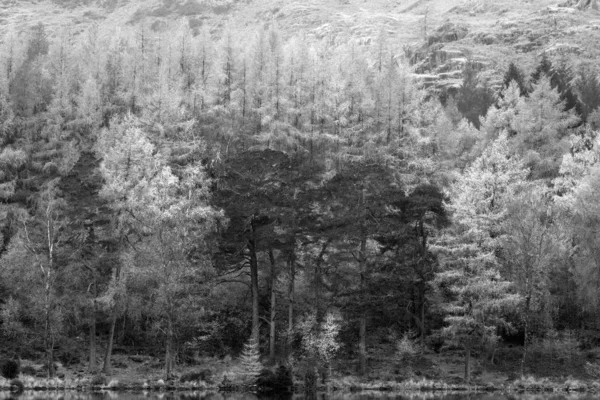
[0,392,598,400]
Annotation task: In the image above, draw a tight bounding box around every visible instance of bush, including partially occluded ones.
[275,364,293,392]
[396,330,420,363]
[256,368,276,393]
[256,365,293,394]
[1,360,19,379]
[180,368,213,383]
[9,378,24,393]
[530,330,580,364]
[90,374,107,386]
[20,365,36,376]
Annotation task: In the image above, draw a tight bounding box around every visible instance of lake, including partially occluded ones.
[0,392,598,400]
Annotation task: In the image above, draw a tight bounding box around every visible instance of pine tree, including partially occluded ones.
[574,65,600,123]
[434,133,525,383]
[239,337,262,386]
[503,61,528,96]
[97,115,221,379]
[456,62,495,128]
[512,76,579,180]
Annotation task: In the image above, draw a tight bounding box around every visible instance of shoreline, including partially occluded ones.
[1,376,598,394]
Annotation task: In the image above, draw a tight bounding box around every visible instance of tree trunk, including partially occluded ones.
[103,265,121,375]
[358,313,367,376]
[165,315,174,380]
[418,219,428,346]
[358,190,368,376]
[419,284,426,347]
[269,249,277,361]
[464,345,471,384]
[89,279,97,373]
[45,271,55,378]
[358,233,367,376]
[89,310,96,373]
[103,312,117,374]
[287,250,295,356]
[249,236,260,346]
[521,294,531,378]
[314,240,330,322]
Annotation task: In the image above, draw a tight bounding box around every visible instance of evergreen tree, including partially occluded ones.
[456,62,495,128]
[97,116,221,378]
[238,337,262,386]
[574,65,600,123]
[511,77,579,180]
[434,133,525,383]
[503,61,528,96]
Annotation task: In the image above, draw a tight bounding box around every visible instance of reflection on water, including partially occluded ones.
[0,391,599,400]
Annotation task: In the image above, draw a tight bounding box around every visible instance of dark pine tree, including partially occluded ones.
[575,65,600,123]
[503,61,528,96]
[456,62,495,128]
[531,54,581,116]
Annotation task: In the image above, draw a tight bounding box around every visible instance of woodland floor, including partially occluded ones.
[3,341,596,391]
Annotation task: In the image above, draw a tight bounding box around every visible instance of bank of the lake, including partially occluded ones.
[2,374,600,395]
[2,347,599,395]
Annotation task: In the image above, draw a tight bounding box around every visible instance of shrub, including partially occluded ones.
[9,378,24,393]
[1,360,19,380]
[238,338,262,386]
[275,364,293,392]
[396,330,420,363]
[256,368,276,393]
[256,365,293,394]
[180,368,213,383]
[529,329,581,369]
[585,361,600,378]
[90,374,107,386]
[20,366,36,376]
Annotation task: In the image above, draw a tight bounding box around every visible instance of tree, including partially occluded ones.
[213,149,304,348]
[4,180,70,378]
[512,77,579,180]
[503,61,528,96]
[502,185,561,375]
[97,116,221,378]
[306,161,406,375]
[434,133,525,383]
[554,132,600,328]
[9,24,52,117]
[297,312,341,392]
[574,65,600,123]
[456,62,495,128]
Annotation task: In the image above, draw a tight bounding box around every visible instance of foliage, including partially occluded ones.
[512,77,579,180]
[0,15,599,382]
[297,312,341,365]
[256,365,293,394]
[396,330,421,363]
[503,61,528,97]
[434,133,525,381]
[455,62,495,128]
[236,337,262,387]
[1,360,19,380]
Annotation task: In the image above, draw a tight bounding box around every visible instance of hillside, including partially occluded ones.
[2,0,600,90]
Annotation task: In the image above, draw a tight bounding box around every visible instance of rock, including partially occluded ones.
[577,0,600,10]
[544,42,582,55]
[474,32,497,45]
[545,6,577,13]
[427,22,468,45]
[515,41,540,53]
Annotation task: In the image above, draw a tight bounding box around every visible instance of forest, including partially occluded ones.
[1,19,600,388]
